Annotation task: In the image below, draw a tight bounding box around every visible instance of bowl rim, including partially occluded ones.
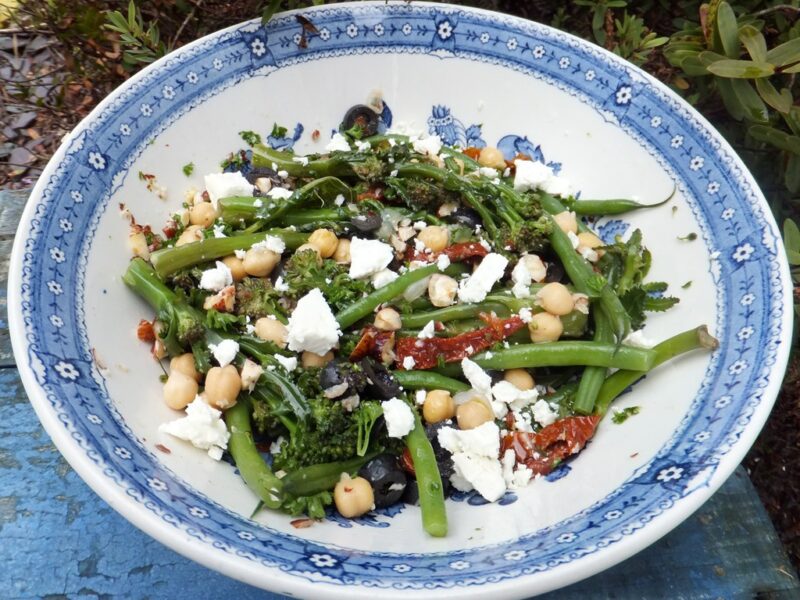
[8,2,793,598]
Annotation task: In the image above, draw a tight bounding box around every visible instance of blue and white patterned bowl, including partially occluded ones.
[8,2,793,597]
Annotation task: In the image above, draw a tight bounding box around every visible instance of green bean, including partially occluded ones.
[400,303,509,329]
[281,454,376,498]
[539,192,630,340]
[436,341,656,374]
[406,411,447,537]
[562,186,675,216]
[252,145,354,178]
[595,325,719,416]
[336,263,462,329]
[573,311,613,415]
[225,397,284,509]
[393,371,470,394]
[149,229,308,277]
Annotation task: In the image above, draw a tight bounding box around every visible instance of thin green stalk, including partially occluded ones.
[595,326,719,416]
[393,371,471,394]
[573,310,613,415]
[406,411,447,537]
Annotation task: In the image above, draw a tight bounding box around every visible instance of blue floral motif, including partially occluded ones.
[427,105,485,148]
[10,3,789,593]
[544,463,571,482]
[496,134,561,173]
[595,219,631,244]
[325,501,406,528]
[266,123,304,151]
[449,490,518,506]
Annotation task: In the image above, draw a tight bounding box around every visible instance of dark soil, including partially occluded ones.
[1,0,798,572]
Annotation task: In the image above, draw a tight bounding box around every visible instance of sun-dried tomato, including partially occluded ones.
[500,415,602,476]
[394,314,525,370]
[137,319,156,343]
[349,325,396,363]
[463,147,481,160]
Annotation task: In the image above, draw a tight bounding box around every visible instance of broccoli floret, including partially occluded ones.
[384,177,459,211]
[350,153,386,183]
[498,216,552,254]
[282,249,370,312]
[235,277,286,320]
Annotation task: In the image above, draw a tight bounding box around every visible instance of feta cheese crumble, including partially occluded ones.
[274,354,298,372]
[267,187,293,200]
[199,261,233,292]
[624,329,654,348]
[208,339,239,367]
[325,132,352,152]
[402,356,416,370]
[371,268,399,289]
[159,397,230,460]
[349,237,395,279]
[418,320,436,339]
[458,253,508,303]
[436,253,451,271]
[531,399,559,427]
[286,288,341,354]
[382,398,415,438]
[461,357,493,399]
[412,135,443,158]
[437,422,506,501]
[513,160,553,192]
[203,172,254,209]
[250,235,286,255]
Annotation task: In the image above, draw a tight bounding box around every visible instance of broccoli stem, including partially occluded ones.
[149,229,308,277]
[406,411,448,537]
[336,263,464,329]
[393,371,470,394]
[122,255,178,311]
[252,144,354,178]
[281,454,377,498]
[225,396,284,509]
[595,325,719,416]
[435,341,656,374]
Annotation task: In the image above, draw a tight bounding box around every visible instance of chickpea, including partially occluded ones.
[222,255,246,282]
[176,225,203,247]
[254,177,272,195]
[170,353,201,382]
[528,312,563,343]
[189,201,219,228]
[243,247,280,277]
[333,473,374,518]
[308,229,339,258]
[537,282,574,316]
[504,369,535,391]
[478,146,507,170]
[163,371,198,410]
[374,307,402,331]
[577,231,605,259]
[204,365,242,410]
[333,238,351,264]
[553,211,578,235]
[423,390,456,424]
[417,226,450,253]
[428,274,458,307]
[254,317,288,348]
[301,350,334,368]
[456,399,494,430]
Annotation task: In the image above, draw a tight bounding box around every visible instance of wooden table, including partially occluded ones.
[1,188,798,599]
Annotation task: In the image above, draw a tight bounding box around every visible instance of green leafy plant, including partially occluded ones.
[785,218,800,316]
[573,0,629,46]
[104,0,168,67]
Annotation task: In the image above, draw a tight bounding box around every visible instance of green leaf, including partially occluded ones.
[754,78,792,113]
[127,0,136,30]
[697,50,728,66]
[261,0,282,25]
[729,79,768,123]
[716,79,746,121]
[786,107,800,137]
[780,62,800,74]
[766,36,800,67]
[748,125,800,154]
[739,25,767,62]
[715,2,740,58]
[706,59,775,78]
[785,155,800,193]
[680,55,710,76]
[784,218,800,253]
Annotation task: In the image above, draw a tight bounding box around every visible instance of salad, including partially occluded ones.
[124,103,718,537]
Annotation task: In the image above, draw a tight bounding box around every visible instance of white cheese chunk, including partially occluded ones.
[412,135,443,158]
[204,172,254,209]
[371,268,399,289]
[461,357,493,400]
[418,320,436,339]
[513,160,553,192]
[492,380,539,411]
[436,253,451,271]
[159,396,230,460]
[381,398,415,438]
[267,187,293,200]
[541,174,572,197]
[240,359,263,392]
[208,339,239,367]
[624,329,654,348]
[402,356,416,370]
[250,235,286,255]
[274,354,298,372]
[531,399,558,427]
[325,132,352,153]
[451,453,506,502]
[349,237,395,279]
[457,253,508,303]
[286,288,341,354]
[437,422,500,458]
[199,261,233,292]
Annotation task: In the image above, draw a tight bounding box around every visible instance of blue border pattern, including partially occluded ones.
[16,3,787,590]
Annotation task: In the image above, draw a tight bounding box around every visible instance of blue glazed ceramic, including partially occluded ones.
[8,3,792,598]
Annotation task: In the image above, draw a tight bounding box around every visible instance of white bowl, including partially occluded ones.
[8,2,792,598]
